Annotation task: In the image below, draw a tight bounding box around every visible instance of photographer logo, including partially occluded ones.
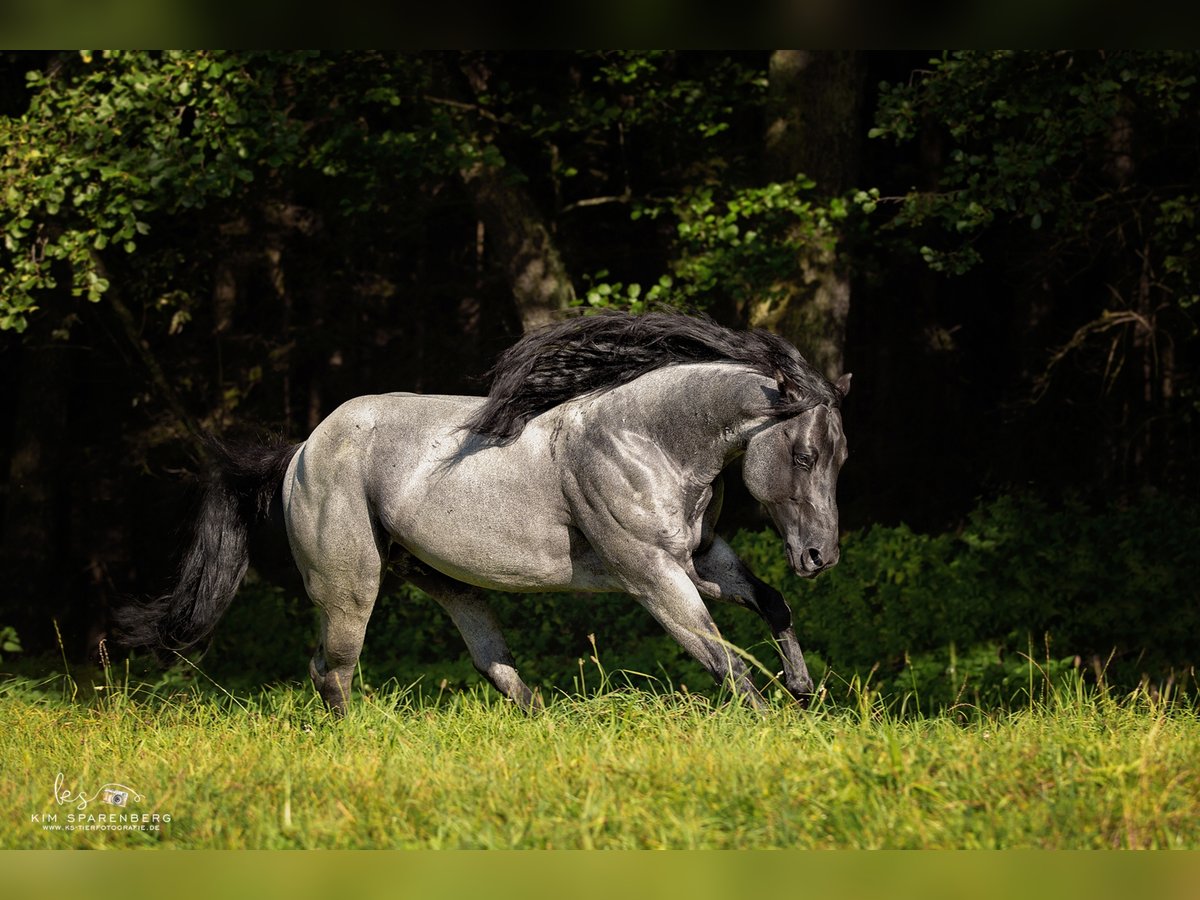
[30,773,172,832]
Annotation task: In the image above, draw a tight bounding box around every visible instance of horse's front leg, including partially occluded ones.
[691,536,815,704]
[567,453,763,706]
[589,537,765,708]
[641,565,765,708]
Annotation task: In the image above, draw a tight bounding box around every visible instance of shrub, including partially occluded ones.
[197,493,1198,709]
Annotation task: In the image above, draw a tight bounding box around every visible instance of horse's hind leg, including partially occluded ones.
[305,554,384,716]
[402,566,538,712]
[286,483,387,716]
[692,536,814,703]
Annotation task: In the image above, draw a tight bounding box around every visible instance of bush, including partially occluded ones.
[197,493,1198,710]
[729,492,1200,706]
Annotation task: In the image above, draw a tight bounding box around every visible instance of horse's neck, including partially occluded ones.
[589,362,772,475]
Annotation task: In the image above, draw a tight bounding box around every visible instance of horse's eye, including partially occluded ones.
[793,452,813,470]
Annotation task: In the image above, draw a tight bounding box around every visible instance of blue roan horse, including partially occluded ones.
[115,313,850,714]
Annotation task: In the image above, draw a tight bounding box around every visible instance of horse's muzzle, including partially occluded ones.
[787,541,839,577]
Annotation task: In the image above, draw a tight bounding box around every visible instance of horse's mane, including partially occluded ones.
[465,312,841,444]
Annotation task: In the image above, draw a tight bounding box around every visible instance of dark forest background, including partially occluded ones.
[1,51,1196,702]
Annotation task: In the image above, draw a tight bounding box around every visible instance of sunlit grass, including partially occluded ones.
[1,660,1197,849]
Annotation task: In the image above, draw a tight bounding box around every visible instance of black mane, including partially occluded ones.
[466,312,841,443]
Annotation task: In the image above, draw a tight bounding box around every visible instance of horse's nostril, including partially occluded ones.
[807,548,823,568]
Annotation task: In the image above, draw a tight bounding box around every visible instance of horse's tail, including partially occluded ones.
[111,437,301,662]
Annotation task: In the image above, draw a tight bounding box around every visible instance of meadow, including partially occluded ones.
[2,661,1197,850]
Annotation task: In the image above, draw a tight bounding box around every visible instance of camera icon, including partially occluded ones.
[101,789,129,807]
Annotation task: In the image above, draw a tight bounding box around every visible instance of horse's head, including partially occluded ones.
[742,373,850,578]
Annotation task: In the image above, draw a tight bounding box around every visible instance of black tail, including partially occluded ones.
[111,437,300,662]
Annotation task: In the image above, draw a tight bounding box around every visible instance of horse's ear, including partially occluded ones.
[774,368,802,404]
[835,373,852,398]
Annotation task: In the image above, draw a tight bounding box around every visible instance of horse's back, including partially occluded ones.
[285,392,477,486]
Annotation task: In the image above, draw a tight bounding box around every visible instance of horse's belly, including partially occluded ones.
[396,528,614,593]
[387,479,619,591]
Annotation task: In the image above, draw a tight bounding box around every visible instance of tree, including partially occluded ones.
[3,50,1195,663]
[560,50,873,369]
[870,50,1200,490]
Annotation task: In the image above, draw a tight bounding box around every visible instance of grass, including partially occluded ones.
[1,659,1198,850]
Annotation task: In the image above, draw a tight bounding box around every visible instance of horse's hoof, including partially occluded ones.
[785,679,816,708]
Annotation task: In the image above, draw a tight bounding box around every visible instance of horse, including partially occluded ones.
[113,312,850,714]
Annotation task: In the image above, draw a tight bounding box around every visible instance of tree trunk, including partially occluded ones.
[456,58,575,333]
[756,51,867,379]
[459,170,575,332]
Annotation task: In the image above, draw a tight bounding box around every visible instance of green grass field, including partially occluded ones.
[2,664,1197,850]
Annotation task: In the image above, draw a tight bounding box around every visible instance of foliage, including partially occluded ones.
[871,51,1198,274]
[461,51,808,315]
[2,51,293,329]
[534,51,880,315]
[733,491,1200,707]
[1,49,861,329]
[181,493,1198,714]
[0,51,493,335]
[869,50,1200,438]
[0,626,20,663]
[582,177,873,314]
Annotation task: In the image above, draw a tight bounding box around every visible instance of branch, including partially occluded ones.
[1033,308,1153,401]
[422,95,500,123]
[559,190,632,215]
[90,250,210,462]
